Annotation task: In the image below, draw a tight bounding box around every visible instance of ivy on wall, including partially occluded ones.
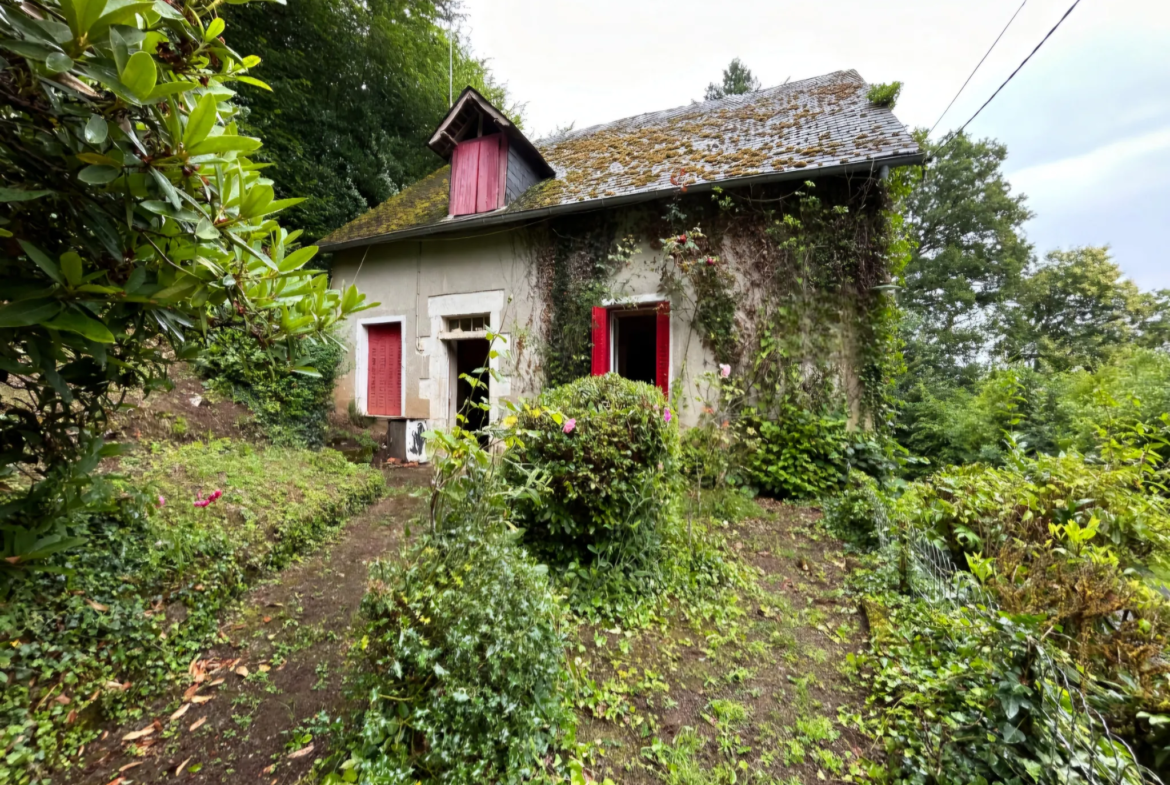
[527,173,911,431]
[531,215,622,387]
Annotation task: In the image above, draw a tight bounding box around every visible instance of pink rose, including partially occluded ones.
[157,495,166,508]
[193,498,209,508]
[663,408,672,424]
[719,364,731,378]
[563,418,576,434]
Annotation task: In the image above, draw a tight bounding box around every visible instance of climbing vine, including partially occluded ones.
[529,173,909,441]
[531,214,626,387]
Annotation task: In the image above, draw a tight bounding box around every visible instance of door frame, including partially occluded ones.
[354,315,406,418]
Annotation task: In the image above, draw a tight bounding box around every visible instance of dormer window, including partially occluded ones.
[428,87,555,218]
[450,133,507,215]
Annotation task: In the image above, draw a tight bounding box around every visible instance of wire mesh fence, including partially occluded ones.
[866,485,1162,785]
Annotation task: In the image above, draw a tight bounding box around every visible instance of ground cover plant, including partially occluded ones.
[0,439,383,783]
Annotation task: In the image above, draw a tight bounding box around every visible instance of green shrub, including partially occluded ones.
[888,448,1170,771]
[743,400,849,498]
[506,375,679,600]
[898,349,1170,473]
[352,524,571,784]
[196,322,344,447]
[856,595,1153,784]
[822,471,887,550]
[0,439,384,783]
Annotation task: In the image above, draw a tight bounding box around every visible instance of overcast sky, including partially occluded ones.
[459,0,1169,290]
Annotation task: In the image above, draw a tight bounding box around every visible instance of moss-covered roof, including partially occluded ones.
[320,70,921,249]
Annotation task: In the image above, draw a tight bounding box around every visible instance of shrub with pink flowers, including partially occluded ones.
[505,374,683,612]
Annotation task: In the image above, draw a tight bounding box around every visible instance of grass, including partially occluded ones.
[0,438,384,784]
[569,499,870,785]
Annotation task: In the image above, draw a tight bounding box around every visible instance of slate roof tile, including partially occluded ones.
[321,70,920,248]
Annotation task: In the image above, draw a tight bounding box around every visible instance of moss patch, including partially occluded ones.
[321,165,451,245]
[321,71,919,245]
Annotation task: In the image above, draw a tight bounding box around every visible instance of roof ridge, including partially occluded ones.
[537,69,865,147]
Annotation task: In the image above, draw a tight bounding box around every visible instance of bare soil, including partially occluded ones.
[65,468,430,785]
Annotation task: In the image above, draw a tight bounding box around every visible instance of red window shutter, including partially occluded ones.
[476,134,502,213]
[367,323,402,416]
[655,304,670,395]
[591,306,609,375]
[449,141,480,216]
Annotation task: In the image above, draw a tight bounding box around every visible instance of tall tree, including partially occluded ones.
[899,130,1034,380]
[223,0,516,240]
[704,58,761,100]
[999,246,1170,371]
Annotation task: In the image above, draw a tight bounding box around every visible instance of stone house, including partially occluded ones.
[319,70,922,458]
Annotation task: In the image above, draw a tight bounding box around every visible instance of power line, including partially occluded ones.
[929,0,1028,137]
[943,0,1085,147]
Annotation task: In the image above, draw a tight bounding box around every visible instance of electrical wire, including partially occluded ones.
[940,0,1085,150]
[929,0,1028,137]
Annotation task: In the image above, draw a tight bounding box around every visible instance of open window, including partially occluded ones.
[591,302,670,394]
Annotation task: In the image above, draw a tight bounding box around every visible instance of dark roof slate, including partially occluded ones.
[321,70,921,249]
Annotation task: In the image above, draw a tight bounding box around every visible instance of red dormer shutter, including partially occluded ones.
[449,134,505,216]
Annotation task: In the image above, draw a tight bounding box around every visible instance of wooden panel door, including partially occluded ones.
[476,134,502,213]
[367,323,402,417]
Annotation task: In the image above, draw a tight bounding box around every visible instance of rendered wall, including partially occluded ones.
[330,214,860,430]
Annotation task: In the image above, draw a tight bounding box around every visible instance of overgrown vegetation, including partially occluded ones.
[197,322,344,446]
[351,523,571,784]
[507,375,742,618]
[899,348,1170,472]
[0,0,372,573]
[833,428,1170,781]
[0,439,383,783]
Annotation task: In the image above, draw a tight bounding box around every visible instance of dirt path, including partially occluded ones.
[67,468,429,785]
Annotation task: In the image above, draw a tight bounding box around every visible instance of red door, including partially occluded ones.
[367,323,402,417]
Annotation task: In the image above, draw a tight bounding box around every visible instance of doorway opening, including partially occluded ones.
[453,338,490,442]
[614,311,658,385]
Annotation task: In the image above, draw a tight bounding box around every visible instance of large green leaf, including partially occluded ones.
[0,299,63,328]
[0,187,52,202]
[18,240,63,285]
[45,309,116,343]
[58,0,108,41]
[78,165,120,184]
[186,134,262,157]
[120,50,156,99]
[183,92,219,149]
[83,114,108,144]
